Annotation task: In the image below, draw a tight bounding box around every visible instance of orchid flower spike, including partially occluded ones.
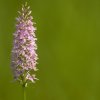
[11,2,38,87]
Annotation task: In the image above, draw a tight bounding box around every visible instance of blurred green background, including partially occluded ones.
[0,0,100,100]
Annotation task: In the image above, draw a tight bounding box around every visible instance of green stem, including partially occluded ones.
[23,86,26,100]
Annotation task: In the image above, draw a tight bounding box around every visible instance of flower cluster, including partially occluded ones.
[11,3,38,87]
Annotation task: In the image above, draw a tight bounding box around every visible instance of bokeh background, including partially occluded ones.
[0,0,100,100]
